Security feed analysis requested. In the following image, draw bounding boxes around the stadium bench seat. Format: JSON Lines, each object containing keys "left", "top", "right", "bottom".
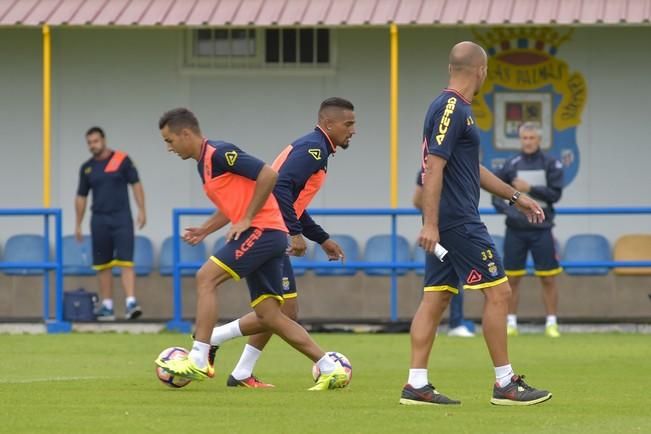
{"left": 2, "top": 234, "right": 48, "bottom": 275}
{"left": 159, "top": 236, "right": 207, "bottom": 276}
{"left": 562, "top": 234, "right": 611, "bottom": 276}
{"left": 62, "top": 235, "right": 94, "bottom": 276}
{"left": 314, "top": 234, "right": 359, "bottom": 276}
{"left": 613, "top": 234, "right": 651, "bottom": 275}
{"left": 363, "top": 234, "right": 411, "bottom": 276}
{"left": 113, "top": 235, "right": 155, "bottom": 276}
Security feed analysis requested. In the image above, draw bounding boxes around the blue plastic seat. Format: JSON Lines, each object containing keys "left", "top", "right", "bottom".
{"left": 363, "top": 235, "right": 411, "bottom": 276}
{"left": 159, "top": 236, "right": 207, "bottom": 276}
{"left": 62, "top": 235, "right": 94, "bottom": 276}
{"left": 563, "top": 234, "right": 611, "bottom": 276}
{"left": 314, "top": 235, "right": 359, "bottom": 276}
{"left": 113, "top": 235, "right": 155, "bottom": 276}
{"left": 2, "top": 234, "right": 48, "bottom": 275}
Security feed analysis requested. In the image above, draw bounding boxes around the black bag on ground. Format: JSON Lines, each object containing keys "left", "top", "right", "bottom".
{"left": 63, "top": 289, "right": 98, "bottom": 322}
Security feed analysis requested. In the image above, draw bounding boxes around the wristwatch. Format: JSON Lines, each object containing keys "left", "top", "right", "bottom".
{"left": 508, "top": 191, "right": 521, "bottom": 206}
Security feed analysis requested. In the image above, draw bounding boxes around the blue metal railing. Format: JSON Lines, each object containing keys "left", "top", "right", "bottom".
{"left": 0, "top": 208, "right": 70, "bottom": 333}
{"left": 170, "top": 206, "right": 651, "bottom": 329}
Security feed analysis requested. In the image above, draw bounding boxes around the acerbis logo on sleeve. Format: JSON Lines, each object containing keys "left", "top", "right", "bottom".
{"left": 436, "top": 97, "right": 457, "bottom": 145}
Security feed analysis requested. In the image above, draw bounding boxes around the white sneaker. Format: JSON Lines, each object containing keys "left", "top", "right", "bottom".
{"left": 448, "top": 325, "right": 475, "bottom": 337}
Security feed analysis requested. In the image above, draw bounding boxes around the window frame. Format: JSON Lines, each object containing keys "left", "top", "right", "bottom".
{"left": 184, "top": 27, "right": 264, "bottom": 68}
{"left": 181, "top": 27, "right": 337, "bottom": 76}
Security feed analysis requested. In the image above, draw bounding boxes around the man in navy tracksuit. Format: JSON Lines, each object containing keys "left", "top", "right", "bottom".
{"left": 492, "top": 122, "right": 564, "bottom": 338}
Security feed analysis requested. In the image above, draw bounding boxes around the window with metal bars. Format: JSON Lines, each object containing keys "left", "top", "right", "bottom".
{"left": 185, "top": 28, "right": 331, "bottom": 69}
{"left": 265, "top": 28, "right": 330, "bottom": 65}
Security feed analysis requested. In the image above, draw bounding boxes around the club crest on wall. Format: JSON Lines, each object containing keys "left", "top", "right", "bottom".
{"left": 473, "top": 28, "right": 587, "bottom": 186}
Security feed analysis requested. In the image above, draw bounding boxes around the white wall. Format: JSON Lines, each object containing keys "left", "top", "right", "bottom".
{"left": 0, "top": 27, "right": 650, "bottom": 254}
{"left": 0, "top": 29, "right": 44, "bottom": 240}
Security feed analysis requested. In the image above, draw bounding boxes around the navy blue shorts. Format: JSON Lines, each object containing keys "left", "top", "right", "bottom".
{"left": 424, "top": 222, "right": 507, "bottom": 293}
{"left": 90, "top": 212, "right": 134, "bottom": 270}
{"left": 210, "top": 228, "right": 289, "bottom": 307}
{"left": 503, "top": 227, "right": 562, "bottom": 277}
{"left": 281, "top": 255, "right": 297, "bottom": 300}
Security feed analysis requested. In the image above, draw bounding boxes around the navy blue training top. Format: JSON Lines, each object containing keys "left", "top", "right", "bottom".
{"left": 421, "top": 89, "right": 482, "bottom": 231}
{"left": 77, "top": 151, "right": 139, "bottom": 215}
{"left": 271, "top": 126, "right": 335, "bottom": 243}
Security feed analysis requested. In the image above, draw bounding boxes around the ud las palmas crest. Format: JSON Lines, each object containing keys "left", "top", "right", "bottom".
{"left": 472, "top": 28, "right": 587, "bottom": 186}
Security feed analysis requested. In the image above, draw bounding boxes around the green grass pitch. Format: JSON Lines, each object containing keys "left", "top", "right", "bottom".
{"left": 1, "top": 333, "right": 649, "bottom": 433}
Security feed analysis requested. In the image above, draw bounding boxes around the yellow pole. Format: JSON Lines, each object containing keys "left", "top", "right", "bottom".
{"left": 42, "top": 25, "right": 51, "bottom": 207}
{"left": 389, "top": 24, "right": 399, "bottom": 208}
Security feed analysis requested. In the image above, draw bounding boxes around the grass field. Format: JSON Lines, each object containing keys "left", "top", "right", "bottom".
{"left": 1, "top": 333, "right": 649, "bottom": 434}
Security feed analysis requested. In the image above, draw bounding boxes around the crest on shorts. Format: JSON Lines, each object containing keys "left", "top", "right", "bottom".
{"left": 473, "top": 28, "right": 587, "bottom": 186}
{"left": 487, "top": 262, "right": 498, "bottom": 277}
{"left": 467, "top": 269, "right": 483, "bottom": 284}
{"left": 308, "top": 149, "right": 322, "bottom": 160}
{"left": 282, "top": 277, "right": 290, "bottom": 292}
{"left": 225, "top": 151, "right": 238, "bottom": 166}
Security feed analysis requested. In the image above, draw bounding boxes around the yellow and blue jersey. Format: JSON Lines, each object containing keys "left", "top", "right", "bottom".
{"left": 77, "top": 150, "right": 139, "bottom": 215}
{"left": 421, "top": 89, "right": 481, "bottom": 231}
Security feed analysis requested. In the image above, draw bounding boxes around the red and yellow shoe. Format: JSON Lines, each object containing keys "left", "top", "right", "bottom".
{"left": 226, "top": 374, "right": 275, "bottom": 388}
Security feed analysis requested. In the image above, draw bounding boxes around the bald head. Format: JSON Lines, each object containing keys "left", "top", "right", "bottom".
{"left": 449, "top": 41, "right": 487, "bottom": 72}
